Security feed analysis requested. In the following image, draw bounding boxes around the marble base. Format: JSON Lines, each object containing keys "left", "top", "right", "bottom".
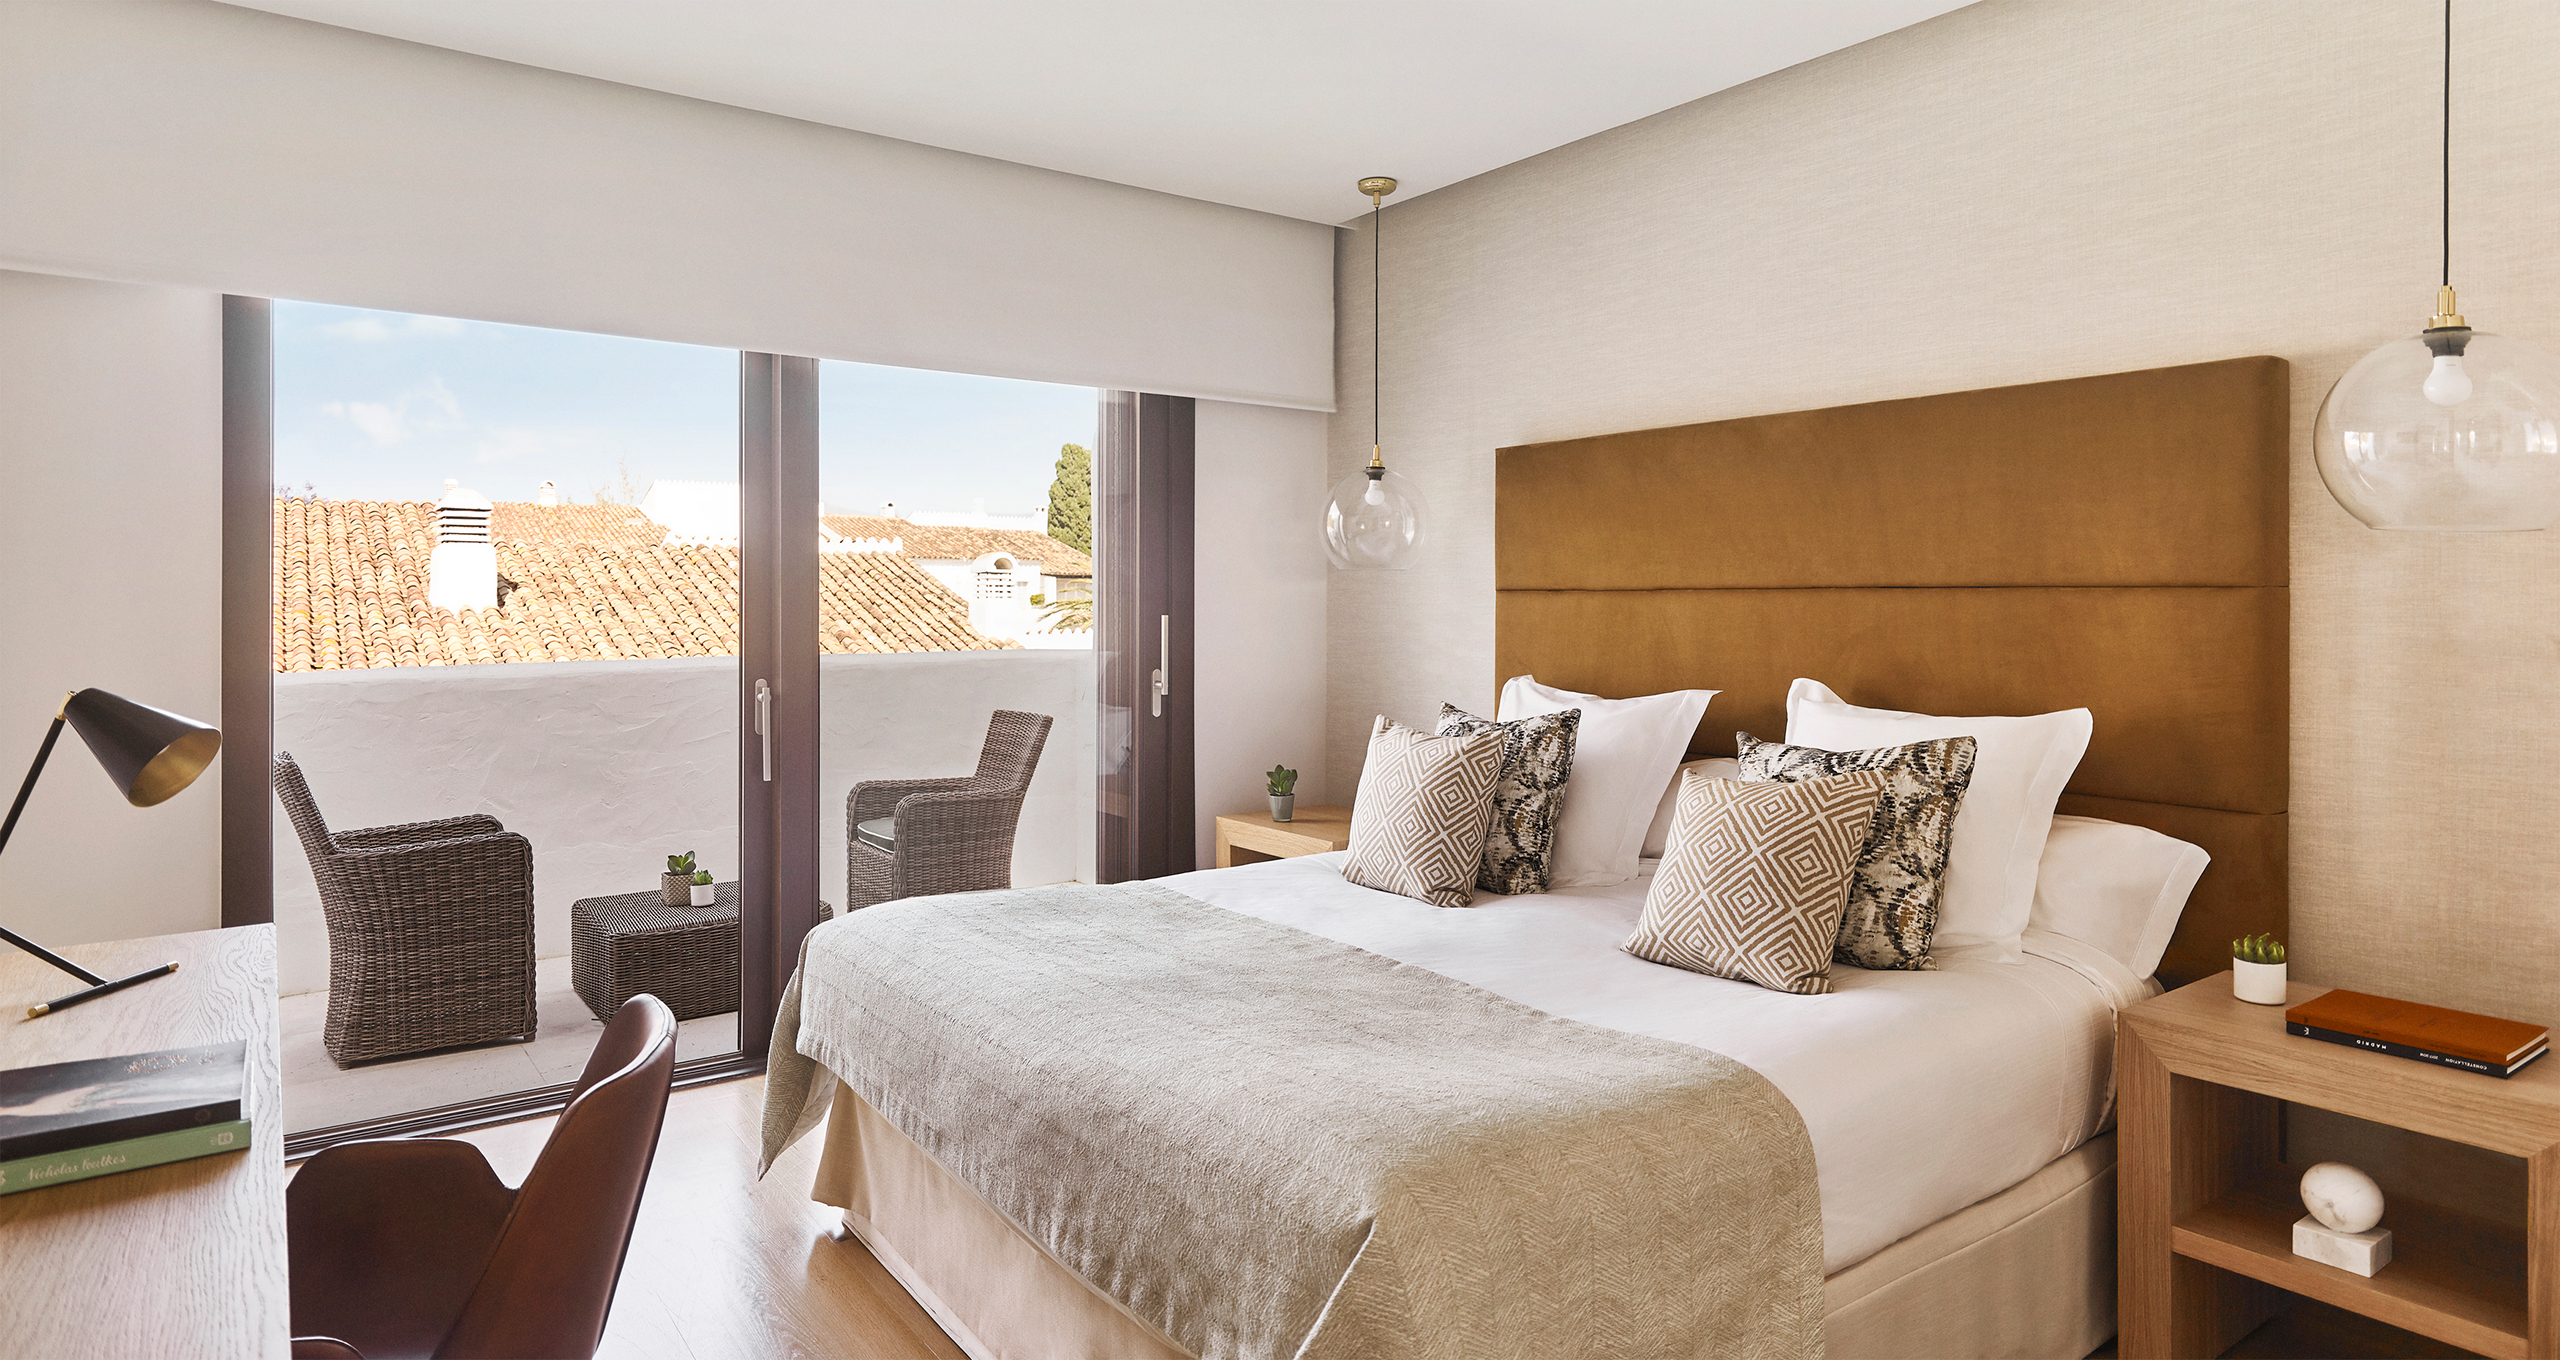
{"left": 2294, "top": 1215, "right": 2393, "bottom": 1276}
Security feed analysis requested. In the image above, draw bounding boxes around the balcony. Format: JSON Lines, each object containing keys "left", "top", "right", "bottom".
{"left": 274, "top": 649, "right": 1093, "bottom": 1133}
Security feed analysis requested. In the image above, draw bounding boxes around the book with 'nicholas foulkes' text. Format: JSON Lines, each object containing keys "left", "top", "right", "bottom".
{"left": 2286, "top": 990, "right": 2550, "bottom": 1079}
{"left": 0, "top": 1118, "right": 251, "bottom": 1196}
{"left": 0, "top": 1040, "right": 246, "bottom": 1162}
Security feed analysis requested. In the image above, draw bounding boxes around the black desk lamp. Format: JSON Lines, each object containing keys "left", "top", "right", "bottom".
{"left": 0, "top": 689, "right": 222, "bottom": 1018}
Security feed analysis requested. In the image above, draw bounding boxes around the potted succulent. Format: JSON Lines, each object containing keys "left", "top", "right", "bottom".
{"left": 662, "top": 851, "right": 697, "bottom": 907}
{"left": 689, "top": 868, "right": 716, "bottom": 907}
{"left": 2232, "top": 932, "right": 2287, "bottom": 1005}
{"left": 1267, "top": 765, "right": 1298, "bottom": 823}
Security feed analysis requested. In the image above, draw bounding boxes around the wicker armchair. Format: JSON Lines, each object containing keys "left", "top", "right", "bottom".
{"left": 846, "top": 710, "right": 1054, "bottom": 910}
{"left": 275, "top": 753, "right": 538, "bottom": 1067}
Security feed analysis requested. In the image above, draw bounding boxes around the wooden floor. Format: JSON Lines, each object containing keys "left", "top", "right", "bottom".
{"left": 319, "top": 1075, "right": 965, "bottom": 1360}
{"left": 311, "top": 1078, "right": 2478, "bottom": 1360}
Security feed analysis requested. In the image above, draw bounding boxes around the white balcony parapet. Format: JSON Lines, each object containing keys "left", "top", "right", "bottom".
{"left": 270, "top": 650, "right": 1096, "bottom": 996}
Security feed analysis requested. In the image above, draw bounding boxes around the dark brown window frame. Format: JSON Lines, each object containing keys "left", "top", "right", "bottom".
{"left": 1095, "top": 392, "right": 1196, "bottom": 882}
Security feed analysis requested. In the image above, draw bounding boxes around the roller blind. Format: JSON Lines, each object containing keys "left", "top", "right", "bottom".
{"left": 0, "top": 0, "right": 1335, "bottom": 411}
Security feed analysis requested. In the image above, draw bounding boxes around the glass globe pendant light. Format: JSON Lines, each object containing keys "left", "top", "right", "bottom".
{"left": 1324, "top": 176, "right": 1429, "bottom": 569}
{"left": 2314, "top": 1, "right": 2560, "bottom": 531}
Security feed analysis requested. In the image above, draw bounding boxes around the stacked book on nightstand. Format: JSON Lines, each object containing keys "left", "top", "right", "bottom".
{"left": 0, "top": 1040, "right": 250, "bottom": 1195}
{"left": 2286, "top": 990, "right": 2549, "bottom": 1079}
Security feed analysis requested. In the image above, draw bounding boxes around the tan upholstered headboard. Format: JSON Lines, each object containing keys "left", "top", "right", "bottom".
{"left": 1494, "top": 356, "right": 2287, "bottom": 987}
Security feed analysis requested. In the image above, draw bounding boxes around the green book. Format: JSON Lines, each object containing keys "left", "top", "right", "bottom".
{"left": 0, "top": 1119, "right": 252, "bottom": 1196}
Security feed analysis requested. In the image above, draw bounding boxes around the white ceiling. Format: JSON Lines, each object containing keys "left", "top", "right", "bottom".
{"left": 218, "top": 1, "right": 1966, "bottom": 225}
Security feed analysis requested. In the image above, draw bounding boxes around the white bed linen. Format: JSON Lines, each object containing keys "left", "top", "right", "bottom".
{"left": 1155, "top": 852, "right": 2155, "bottom": 1275}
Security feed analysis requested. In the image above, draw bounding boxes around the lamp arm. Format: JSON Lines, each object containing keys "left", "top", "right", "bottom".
{"left": 0, "top": 713, "right": 66, "bottom": 862}
{"left": 0, "top": 715, "right": 110, "bottom": 988}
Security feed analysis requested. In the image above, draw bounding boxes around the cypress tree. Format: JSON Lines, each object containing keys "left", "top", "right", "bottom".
{"left": 1047, "top": 442, "right": 1093, "bottom": 554}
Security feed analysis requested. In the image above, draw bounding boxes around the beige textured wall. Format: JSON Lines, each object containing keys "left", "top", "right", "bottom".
{"left": 1328, "top": 0, "right": 2560, "bottom": 1021}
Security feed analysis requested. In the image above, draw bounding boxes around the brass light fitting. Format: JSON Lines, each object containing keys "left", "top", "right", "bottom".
{"left": 2428, "top": 284, "right": 2467, "bottom": 333}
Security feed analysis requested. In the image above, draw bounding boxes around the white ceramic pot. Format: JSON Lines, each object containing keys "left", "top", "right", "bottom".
{"left": 689, "top": 882, "right": 717, "bottom": 907}
{"left": 2232, "top": 958, "right": 2288, "bottom": 1005}
{"left": 1269, "top": 795, "right": 1294, "bottom": 823}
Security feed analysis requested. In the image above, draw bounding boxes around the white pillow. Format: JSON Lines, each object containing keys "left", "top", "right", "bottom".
{"left": 1643, "top": 758, "right": 1740, "bottom": 859}
{"left": 2030, "top": 815, "right": 2208, "bottom": 980}
{"left": 1498, "top": 677, "right": 1716, "bottom": 888}
{"left": 1784, "top": 679, "right": 2090, "bottom": 961}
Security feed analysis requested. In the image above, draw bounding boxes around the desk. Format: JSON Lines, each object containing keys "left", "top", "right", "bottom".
{"left": 0, "top": 925, "right": 287, "bottom": 1359}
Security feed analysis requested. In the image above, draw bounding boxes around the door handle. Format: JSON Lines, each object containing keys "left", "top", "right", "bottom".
{"left": 1150, "top": 615, "right": 1171, "bottom": 718}
{"left": 755, "top": 679, "right": 773, "bottom": 782}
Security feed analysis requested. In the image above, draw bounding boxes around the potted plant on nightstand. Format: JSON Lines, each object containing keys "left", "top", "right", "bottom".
{"left": 1267, "top": 766, "right": 1298, "bottom": 823}
{"left": 2232, "top": 932, "right": 2287, "bottom": 1004}
{"left": 689, "top": 869, "right": 716, "bottom": 907}
{"left": 663, "top": 851, "right": 697, "bottom": 907}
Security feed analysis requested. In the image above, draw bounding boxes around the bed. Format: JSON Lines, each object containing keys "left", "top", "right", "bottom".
{"left": 761, "top": 354, "right": 2292, "bottom": 1359}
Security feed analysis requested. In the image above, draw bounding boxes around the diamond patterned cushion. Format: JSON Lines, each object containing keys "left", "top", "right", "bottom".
{"left": 1736, "top": 731, "right": 1978, "bottom": 972}
{"left": 1342, "top": 715, "right": 1507, "bottom": 909}
{"left": 1625, "top": 769, "right": 1889, "bottom": 994}
{"left": 1435, "top": 703, "right": 1580, "bottom": 896}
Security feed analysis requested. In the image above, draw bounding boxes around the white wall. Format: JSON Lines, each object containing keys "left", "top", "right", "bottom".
{"left": 1326, "top": 0, "right": 2560, "bottom": 1022}
{"left": 1192, "top": 400, "right": 1332, "bottom": 863}
{"left": 0, "top": 0, "right": 1334, "bottom": 410}
{"left": 273, "top": 650, "right": 1093, "bottom": 995}
{"left": 0, "top": 270, "right": 223, "bottom": 947}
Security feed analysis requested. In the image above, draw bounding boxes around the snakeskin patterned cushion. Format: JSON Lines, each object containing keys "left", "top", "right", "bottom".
{"left": 1342, "top": 716, "right": 1506, "bottom": 909}
{"left": 1735, "top": 731, "right": 1978, "bottom": 972}
{"left": 1626, "top": 770, "right": 1888, "bottom": 995}
{"left": 1435, "top": 703, "right": 1580, "bottom": 896}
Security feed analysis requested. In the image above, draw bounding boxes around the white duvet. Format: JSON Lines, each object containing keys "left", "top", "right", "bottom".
{"left": 1157, "top": 851, "right": 2154, "bottom": 1276}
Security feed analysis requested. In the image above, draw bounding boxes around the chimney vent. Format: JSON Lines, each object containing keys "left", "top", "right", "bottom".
{"left": 536, "top": 480, "right": 558, "bottom": 507}
{"left": 428, "top": 480, "right": 498, "bottom": 612}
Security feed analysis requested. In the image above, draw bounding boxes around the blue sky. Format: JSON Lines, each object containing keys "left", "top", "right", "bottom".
{"left": 272, "top": 301, "right": 1096, "bottom": 515}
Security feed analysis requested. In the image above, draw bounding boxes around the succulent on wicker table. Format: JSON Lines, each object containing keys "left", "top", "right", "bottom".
{"left": 570, "top": 882, "right": 833, "bottom": 1023}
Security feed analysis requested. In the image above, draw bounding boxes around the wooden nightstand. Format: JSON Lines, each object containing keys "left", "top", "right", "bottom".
{"left": 1213, "top": 805, "right": 1352, "bottom": 867}
{"left": 2120, "top": 975, "right": 2560, "bottom": 1359}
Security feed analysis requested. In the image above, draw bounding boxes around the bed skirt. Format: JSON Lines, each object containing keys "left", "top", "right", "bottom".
{"left": 811, "top": 1083, "right": 2117, "bottom": 1360}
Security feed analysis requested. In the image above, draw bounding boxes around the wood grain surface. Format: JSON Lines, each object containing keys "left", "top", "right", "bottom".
{"left": 0, "top": 926, "right": 286, "bottom": 1359}
{"left": 430, "top": 1074, "right": 962, "bottom": 1360}
{"left": 1214, "top": 805, "right": 1352, "bottom": 867}
{"left": 2124, "top": 975, "right": 2560, "bottom": 1360}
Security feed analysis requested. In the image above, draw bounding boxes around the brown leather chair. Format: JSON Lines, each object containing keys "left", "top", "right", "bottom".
{"left": 286, "top": 995, "right": 678, "bottom": 1360}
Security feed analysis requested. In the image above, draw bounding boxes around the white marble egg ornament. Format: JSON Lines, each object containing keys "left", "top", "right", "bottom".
{"left": 2299, "top": 1161, "right": 2385, "bottom": 1235}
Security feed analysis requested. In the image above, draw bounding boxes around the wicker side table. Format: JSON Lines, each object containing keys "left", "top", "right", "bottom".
{"left": 569, "top": 882, "right": 833, "bottom": 1023}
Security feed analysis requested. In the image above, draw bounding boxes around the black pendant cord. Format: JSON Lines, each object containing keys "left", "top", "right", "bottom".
{"left": 2442, "top": 0, "right": 2452, "bottom": 289}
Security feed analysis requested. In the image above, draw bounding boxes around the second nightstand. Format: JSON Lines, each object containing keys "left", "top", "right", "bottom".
{"left": 2120, "top": 975, "right": 2560, "bottom": 1359}
{"left": 1213, "top": 805, "right": 1352, "bottom": 867}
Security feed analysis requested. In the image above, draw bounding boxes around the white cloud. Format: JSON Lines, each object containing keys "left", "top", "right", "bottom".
{"left": 320, "top": 312, "right": 470, "bottom": 343}
{"left": 473, "top": 428, "right": 559, "bottom": 464}
{"left": 322, "top": 376, "right": 464, "bottom": 445}
{"left": 320, "top": 316, "right": 393, "bottom": 342}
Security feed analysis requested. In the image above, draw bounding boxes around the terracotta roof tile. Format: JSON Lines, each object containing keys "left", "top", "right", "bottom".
{"left": 822, "top": 516, "right": 1093, "bottom": 579}
{"left": 274, "top": 499, "right": 1013, "bottom": 671}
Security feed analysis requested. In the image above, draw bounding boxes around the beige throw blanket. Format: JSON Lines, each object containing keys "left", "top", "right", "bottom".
{"left": 760, "top": 881, "right": 1823, "bottom": 1360}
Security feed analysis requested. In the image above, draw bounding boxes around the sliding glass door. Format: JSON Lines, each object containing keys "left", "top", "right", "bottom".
{"left": 259, "top": 301, "right": 752, "bottom": 1143}
{"left": 236, "top": 302, "right": 1146, "bottom": 1150}
{"left": 812, "top": 361, "right": 1099, "bottom": 919}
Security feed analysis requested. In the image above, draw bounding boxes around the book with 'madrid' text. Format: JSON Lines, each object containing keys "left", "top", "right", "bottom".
{"left": 0, "top": 1040, "right": 251, "bottom": 1195}
{"left": 2286, "top": 990, "right": 2550, "bottom": 1080}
